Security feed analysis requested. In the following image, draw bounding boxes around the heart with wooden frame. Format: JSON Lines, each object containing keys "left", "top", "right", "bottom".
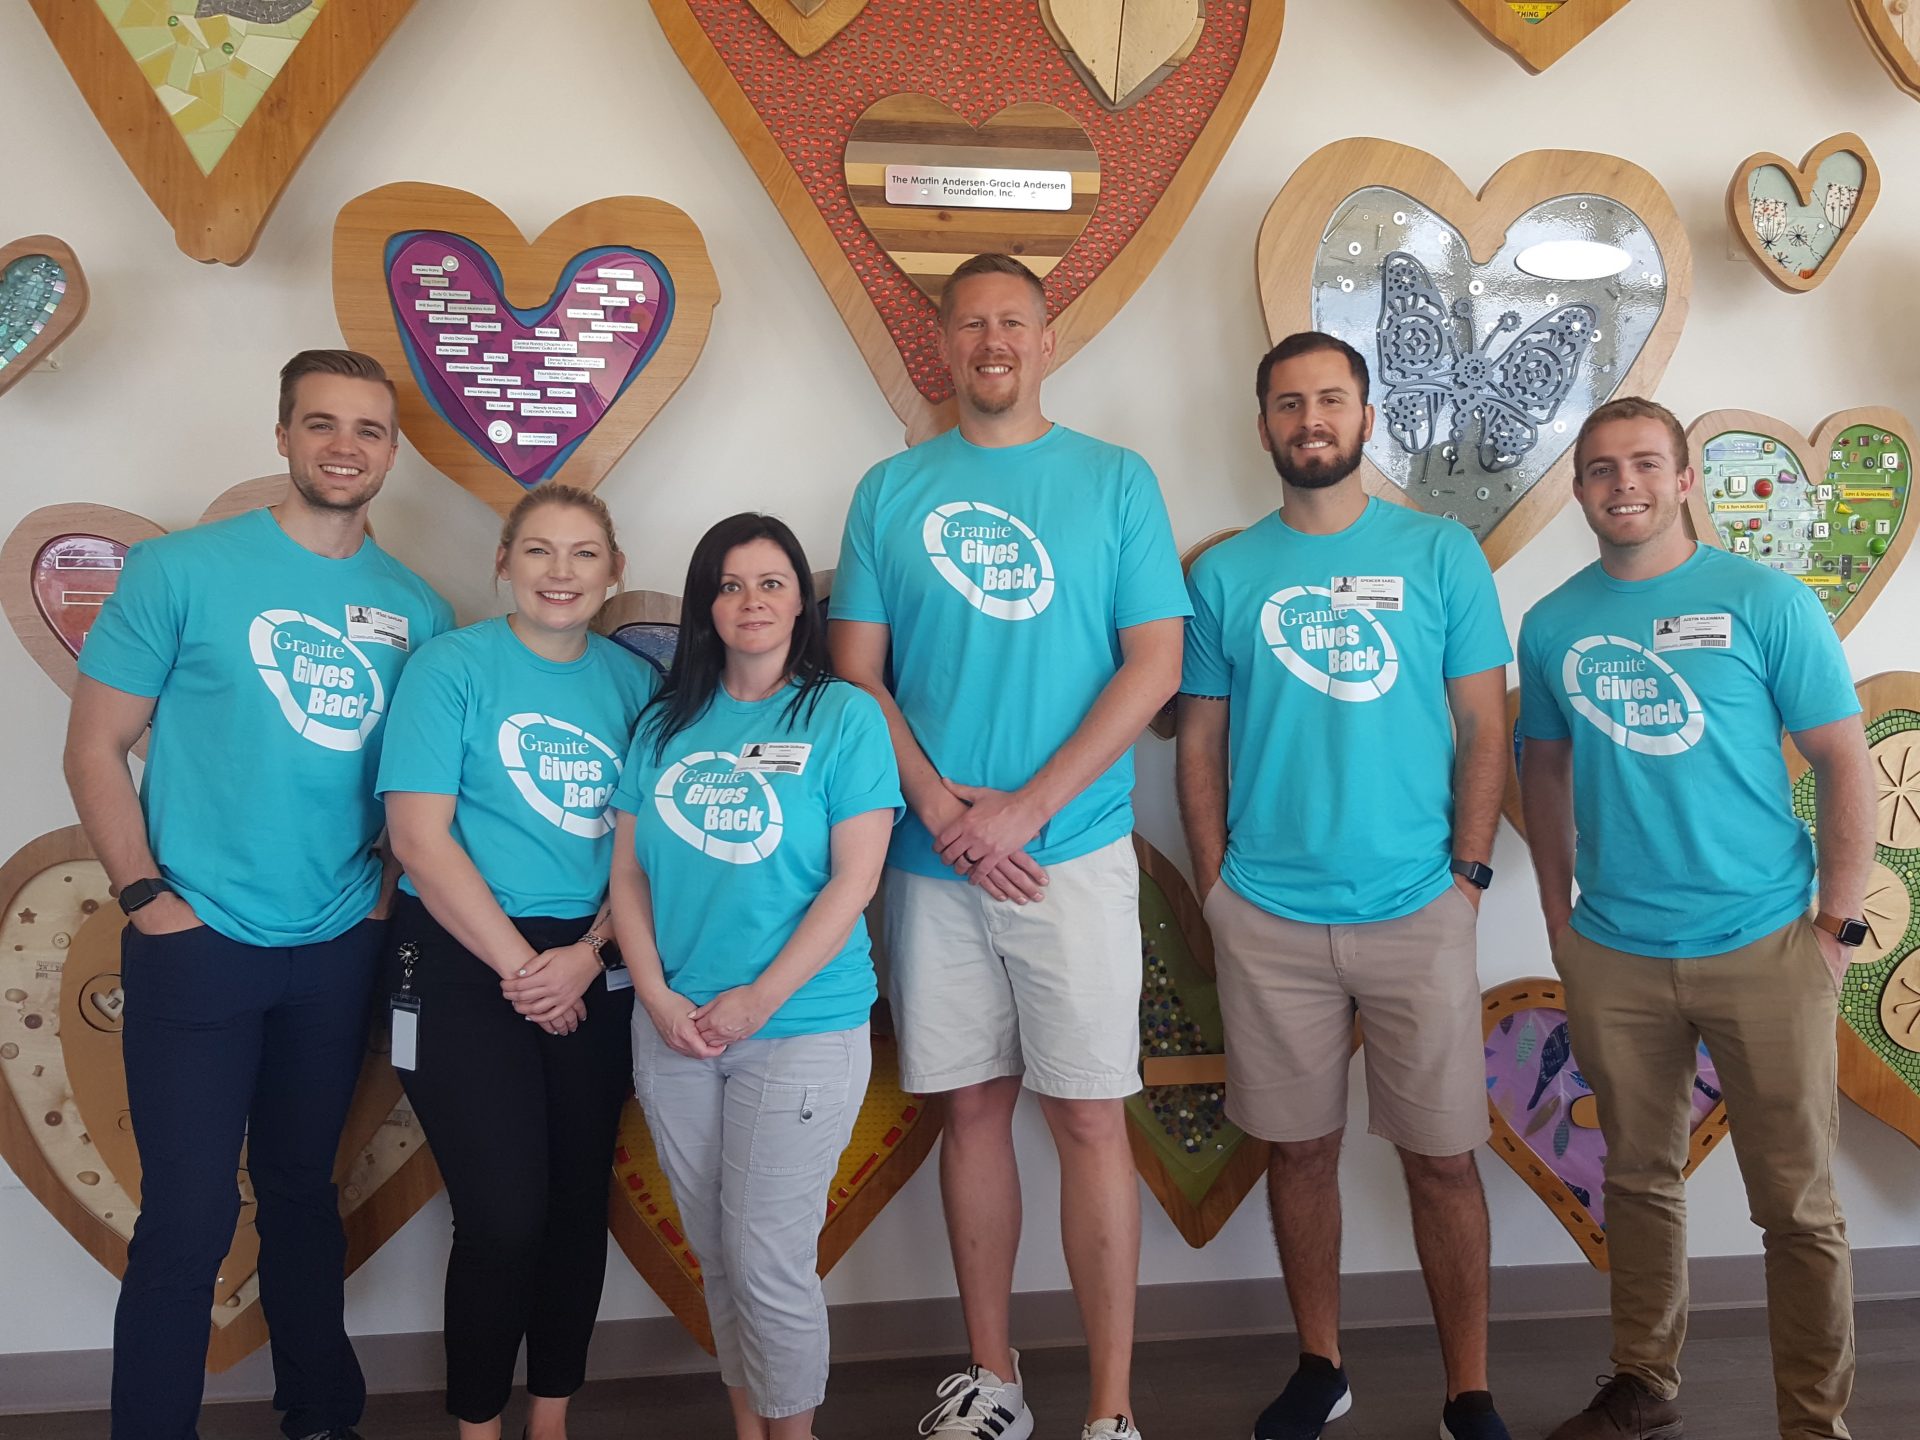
{"left": 0, "top": 236, "right": 88, "bottom": 401}
{"left": 28, "top": 0, "right": 415, "bottom": 265}
{"left": 1258, "top": 139, "right": 1692, "bottom": 571}
{"left": 1728, "top": 133, "right": 1880, "bottom": 294}
{"left": 1684, "top": 407, "right": 1915, "bottom": 640}
{"left": 1450, "top": 0, "right": 1636, "bottom": 73}
{"left": 0, "top": 825, "right": 442, "bottom": 1370}
{"left": 744, "top": 0, "right": 869, "bottom": 56}
{"left": 1788, "top": 671, "right": 1920, "bottom": 1151}
{"left": 1039, "top": 1, "right": 1206, "bottom": 110}
{"left": 647, "top": 0, "right": 1284, "bottom": 441}
{"left": 590, "top": 583, "right": 942, "bottom": 1349}
{"left": 333, "top": 184, "right": 720, "bottom": 518}
{"left": 1851, "top": 0, "right": 1920, "bottom": 102}
{"left": 1482, "top": 977, "right": 1730, "bottom": 1269}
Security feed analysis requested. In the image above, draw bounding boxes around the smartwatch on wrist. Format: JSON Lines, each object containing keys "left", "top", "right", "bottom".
{"left": 1450, "top": 859, "right": 1494, "bottom": 891}
{"left": 1813, "top": 911, "right": 1870, "bottom": 948}
{"left": 117, "top": 877, "right": 174, "bottom": 916}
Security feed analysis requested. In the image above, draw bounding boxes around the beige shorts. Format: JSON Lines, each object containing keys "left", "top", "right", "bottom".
{"left": 1206, "top": 881, "right": 1490, "bottom": 1156}
{"left": 884, "top": 835, "right": 1142, "bottom": 1100}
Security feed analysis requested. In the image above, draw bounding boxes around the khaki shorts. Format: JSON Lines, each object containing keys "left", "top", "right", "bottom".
{"left": 1206, "top": 881, "right": 1490, "bottom": 1155}
{"left": 884, "top": 835, "right": 1142, "bottom": 1100}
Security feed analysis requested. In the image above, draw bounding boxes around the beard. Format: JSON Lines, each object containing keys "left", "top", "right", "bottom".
{"left": 1269, "top": 431, "right": 1365, "bottom": 490}
{"left": 958, "top": 371, "right": 1020, "bottom": 416}
{"left": 288, "top": 462, "right": 381, "bottom": 513}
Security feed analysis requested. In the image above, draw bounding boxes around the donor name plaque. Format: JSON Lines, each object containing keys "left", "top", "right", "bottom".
{"left": 885, "top": 165, "right": 1073, "bottom": 211}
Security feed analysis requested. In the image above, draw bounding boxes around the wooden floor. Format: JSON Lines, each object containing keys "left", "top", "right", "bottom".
{"left": 11, "top": 1299, "right": 1916, "bottom": 1438}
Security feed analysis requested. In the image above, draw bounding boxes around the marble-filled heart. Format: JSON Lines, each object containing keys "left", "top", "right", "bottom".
{"left": 0, "top": 253, "right": 68, "bottom": 375}
{"left": 386, "top": 234, "right": 671, "bottom": 489}
{"left": 1311, "top": 191, "right": 1670, "bottom": 545}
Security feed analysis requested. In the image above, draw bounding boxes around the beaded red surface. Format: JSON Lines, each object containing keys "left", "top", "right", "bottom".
{"left": 689, "top": 0, "right": 1252, "bottom": 403}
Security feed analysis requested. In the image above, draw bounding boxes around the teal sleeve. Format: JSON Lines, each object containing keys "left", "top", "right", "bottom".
{"left": 827, "top": 467, "right": 888, "bottom": 624}
{"left": 1515, "top": 615, "right": 1570, "bottom": 741}
{"left": 1180, "top": 557, "right": 1231, "bottom": 698}
{"left": 827, "top": 689, "right": 905, "bottom": 827}
{"left": 1440, "top": 525, "right": 1514, "bottom": 678}
{"left": 75, "top": 541, "right": 182, "bottom": 698}
{"left": 1764, "top": 581, "right": 1860, "bottom": 733}
{"left": 609, "top": 718, "right": 653, "bottom": 814}
{"left": 374, "top": 645, "right": 466, "bottom": 797}
{"left": 1113, "top": 455, "right": 1193, "bottom": 629}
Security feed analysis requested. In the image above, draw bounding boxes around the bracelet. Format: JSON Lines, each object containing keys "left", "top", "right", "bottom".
{"left": 581, "top": 929, "right": 610, "bottom": 968}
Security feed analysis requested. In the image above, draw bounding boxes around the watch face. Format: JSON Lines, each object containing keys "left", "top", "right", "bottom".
{"left": 1839, "top": 918, "right": 1870, "bottom": 948}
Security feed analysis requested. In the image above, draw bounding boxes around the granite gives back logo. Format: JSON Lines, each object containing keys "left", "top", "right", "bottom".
{"left": 654, "top": 751, "right": 784, "bottom": 864}
{"left": 923, "top": 500, "right": 1055, "bottom": 621}
{"left": 498, "top": 713, "right": 623, "bottom": 838}
{"left": 1561, "top": 634, "right": 1705, "bottom": 755}
{"left": 1260, "top": 585, "right": 1399, "bottom": 702}
{"left": 249, "top": 610, "right": 383, "bottom": 751}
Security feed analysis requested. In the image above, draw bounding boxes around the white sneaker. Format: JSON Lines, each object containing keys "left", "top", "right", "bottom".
{"left": 1083, "top": 1419, "right": 1141, "bottom": 1439}
{"left": 917, "top": 1349, "right": 1035, "bottom": 1438}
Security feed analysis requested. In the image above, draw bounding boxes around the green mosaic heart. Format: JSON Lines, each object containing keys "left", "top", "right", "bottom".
{"left": 0, "top": 254, "right": 68, "bottom": 375}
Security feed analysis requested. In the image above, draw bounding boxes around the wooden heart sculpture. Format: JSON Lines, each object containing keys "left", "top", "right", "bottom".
{"left": 745, "top": 0, "right": 868, "bottom": 56}
{"left": 1452, "top": 0, "right": 1635, "bottom": 72}
{"left": 1129, "top": 836, "right": 1271, "bottom": 1246}
{"left": 1147, "top": 526, "right": 1242, "bottom": 741}
{"left": 1851, "top": 0, "right": 1920, "bottom": 101}
{"left": 648, "top": 0, "right": 1284, "bottom": 440}
{"left": 0, "top": 236, "right": 88, "bottom": 401}
{"left": 1729, "top": 134, "right": 1879, "bottom": 294}
{"left": 1788, "top": 671, "right": 1920, "bottom": 1149}
{"left": 1685, "top": 408, "right": 1915, "bottom": 640}
{"left": 0, "top": 827, "right": 441, "bottom": 1369}
{"left": 1039, "top": 0, "right": 1204, "bottom": 109}
{"left": 1259, "top": 140, "right": 1692, "bottom": 570}
{"left": 334, "top": 184, "right": 719, "bottom": 518}
{"left": 1483, "top": 978, "right": 1729, "bottom": 1269}
{"left": 29, "top": 0, "right": 414, "bottom": 264}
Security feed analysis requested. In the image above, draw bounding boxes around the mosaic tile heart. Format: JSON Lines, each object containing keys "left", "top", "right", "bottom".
{"left": 0, "top": 237, "right": 88, "bottom": 401}
{"left": 335, "top": 185, "right": 719, "bottom": 517}
{"left": 1686, "top": 407, "right": 1914, "bottom": 640}
{"left": 1260, "top": 140, "right": 1692, "bottom": 568}
{"left": 1790, "top": 672, "right": 1920, "bottom": 1150}
{"left": 1731, "top": 134, "right": 1878, "bottom": 294}
{"left": 1483, "top": 977, "right": 1729, "bottom": 1269}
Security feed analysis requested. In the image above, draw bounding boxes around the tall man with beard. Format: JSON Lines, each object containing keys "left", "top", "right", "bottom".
{"left": 1176, "top": 333, "right": 1514, "bottom": 1440}
{"left": 832, "top": 254, "right": 1188, "bottom": 1440}
{"left": 65, "top": 351, "right": 453, "bottom": 1440}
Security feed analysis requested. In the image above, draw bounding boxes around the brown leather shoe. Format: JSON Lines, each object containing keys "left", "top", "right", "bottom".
{"left": 1545, "top": 1374, "right": 1684, "bottom": 1438}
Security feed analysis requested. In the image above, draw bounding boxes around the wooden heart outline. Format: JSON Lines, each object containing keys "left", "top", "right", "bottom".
{"left": 333, "top": 183, "right": 720, "bottom": 519}
{"left": 1038, "top": 0, "right": 1206, "bottom": 110}
{"left": 0, "top": 235, "right": 89, "bottom": 401}
{"left": 647, "top": 0, "right": 1285, "bottom": 441}
{"left": 1684, "top": 406, "right": 1916, "bottom": 640}
{"left": 0, "top": 826, "right": 443, "bottom": 1370}
{"left": 1728, "top": 133, "right": 1880, "bottom": 294}
{"left": 1787, "top": 670, "right": 1920, "bottom": 1149}
{"left": 1147, "top": 526, "right": 1242, "bottom": 741}
{"left": 1257, "top": 139, "right": 1694, "bottom": 571}
{"left": 28, "top": 0, "right": 415, "bottom": 265}
{"left": 1851, "top": 0, "right": 1920, "bottom": 102}
{"left": 1482, "top": 978, "right": 1729, "bottom": 1270}
{"left": 1451, "top": 0, "right": 1635, "bottom": 72}
{"left": 746, "top": 0, "right": 869, "bottom": 56}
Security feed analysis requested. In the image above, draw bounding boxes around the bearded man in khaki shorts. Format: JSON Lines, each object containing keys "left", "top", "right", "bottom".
{"left": 1176, "top": 334, "right": 1514, "bottom": 1440}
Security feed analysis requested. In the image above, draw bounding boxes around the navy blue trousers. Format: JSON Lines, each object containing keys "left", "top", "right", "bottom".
{"left": 111, "top": 916, "right": 382, "bottom": 1440}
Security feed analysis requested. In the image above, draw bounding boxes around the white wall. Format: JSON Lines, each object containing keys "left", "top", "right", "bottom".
{"left": 3, "top": 0, "right": 1918, "bottom": 1357}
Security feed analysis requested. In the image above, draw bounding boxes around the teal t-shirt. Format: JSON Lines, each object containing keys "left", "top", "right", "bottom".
{"left": 1183, "top": 500, "right": 1512, "bottom": 924}
{"left": 610, "top": 679, "right": 902, "bottom": 1037}
{"left": 831, "top": 423, "right": 1190, "bottom": 878}
{"left": 77, "top": 507, "right": 454, "bottom": 947}
{"left": 376, "top": 618, "right": 657, "bottom": 918}
{"left": 1517, "top": 544, "right": 1859, "bottom": 959}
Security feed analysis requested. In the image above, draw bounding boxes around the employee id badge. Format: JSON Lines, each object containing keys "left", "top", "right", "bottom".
{"left": 1329, "top": 575, "right": 1404, "bottom": 612}
{"left": 1652, "top": 612, "right": 1733, "bottom": 652}
{"left": 602, "top": 945, "right": 634, "bottom": 993}
{"left": 389, "top": 994, "right": 422, "bottom": 1071}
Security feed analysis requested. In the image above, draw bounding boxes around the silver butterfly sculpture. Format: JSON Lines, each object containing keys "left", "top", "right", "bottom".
{"left": 1376, "top": 251, "right": 1598, "bottom": 473}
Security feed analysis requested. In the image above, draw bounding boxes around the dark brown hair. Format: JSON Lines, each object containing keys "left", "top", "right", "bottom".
{"left": 1256, "top": 332, "right": 1370, "bottom": 409}
{"left": 1573, "top": 396, "right": 1689, "bottom": 477}
{"left": 278, "top": 349, "right": 396, "bottom": 427}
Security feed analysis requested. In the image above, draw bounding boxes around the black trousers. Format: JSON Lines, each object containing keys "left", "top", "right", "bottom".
{"left": 385, "top": 895, "right": 634, "bottom": 1423}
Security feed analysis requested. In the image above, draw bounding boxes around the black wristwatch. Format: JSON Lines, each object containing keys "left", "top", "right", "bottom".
{"left": 1451, "top": 859, "right": 1494, "bottom": 891}
{"left": 1814, "top": 911, "right": 1870, "bottom": 948}
{"left": 117, "top": 877, "right": 175, "bottom": 915}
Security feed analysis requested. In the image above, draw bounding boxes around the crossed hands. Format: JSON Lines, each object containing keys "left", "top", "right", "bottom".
{"left": 500, "top": 943, "right": 598, "bottom": 1036}
{"left": 644, "top": 984, "right": 770, "bottom": 1058}
{"left": 930, "top": 781, "right": 1050, "bottom": 904}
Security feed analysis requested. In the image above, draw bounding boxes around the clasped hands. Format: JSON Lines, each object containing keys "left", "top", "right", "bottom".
{"left": 645, "top": 982, "right": 772, "bottom": 1059}
{"left": 500, "top": 942, "right": 599, "bottom": 1035}
{"left": 929, "top": 780, "right": 1050, "bottom": 904}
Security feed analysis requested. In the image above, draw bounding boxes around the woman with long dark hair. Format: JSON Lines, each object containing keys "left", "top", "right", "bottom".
{"left": 608, "top": 513, "right": 901, "bottom": 1440}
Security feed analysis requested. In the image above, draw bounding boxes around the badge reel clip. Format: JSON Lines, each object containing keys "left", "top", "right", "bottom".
{"left": 390, "top": 940, "right": 422, "bottom": 1071}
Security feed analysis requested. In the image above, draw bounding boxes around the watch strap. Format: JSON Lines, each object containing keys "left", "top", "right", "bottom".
{"left": 117, "top": 877, "right": 174, "bottom": 915}
{"left": 1450, "top": 859, "right": 1494, "bottom": 890}
{"left": 1813, "top": 911, "right": 1869, "bottom": 947}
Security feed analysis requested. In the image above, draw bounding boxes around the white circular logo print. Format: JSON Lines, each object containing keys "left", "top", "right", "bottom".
{"left": 497, "top": 713, "right": 622, "bottom": 839}
{"left": 922, "top": 501, "right": 1056, "bottom": 621}
{"left": 248, "top": 610, "right": 384, "bottom": 751}
{"left": 653, "top": 751, "right": 784, "bottom": 865}
{"left": 1560, "top": 634, "right": 1706, "bottom": 756}
{"left": 1259, "top": 585, "right": 1400, "bottom": 703}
